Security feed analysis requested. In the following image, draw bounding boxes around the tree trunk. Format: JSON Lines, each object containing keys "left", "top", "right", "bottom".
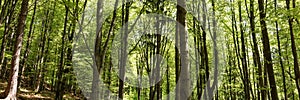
{"left": 274, "top": 0, "right": 287, "bottom": 99}
{"left": 239, "top": 1, "right": 250, "bottom": 99}
{"left": 155, "top": 1, "right": 161, "bottom": 99}
{"left": 175, "top": 8, "right": 180, "bottom": 100}
{"left": 248, "top": 0, "right": 265, "bottom": 98}
{"left": 18, "top": 0, "right": 37, "bottom": 88}
{"left": 177, "top": 0, "right": 190, "bottom": 99}
{"left": 0, "top": 0, "right": 17, "bottom": 76}
{"left": 201, "top": 0, "right": 209, "bottom": 98}
{"left": 55, "top": 4, "right": 69, "bottom": 100}
{"left": 285, "top": 0, "right": 300, "bottom": 98}
{"left": 0, "top": 0, "right": 10, "bottom": 25}
{"left": 192, "top": 16, "right": 201, "bottom": 100}
{"left": 118, "top": 0, "right": 129, "bottom": 99}
{"left": 211, "top": 0, "right": 218, "bottom": 99}
{"left": 91, "top": 0, "right": 103, "bottom": 99}
{"left": 258, "top": 0, "right": 279, "bottom": 99}
{"left": 0, "top": 0, "right": 29, "bottom": 99}
{"left": 36, "top": 9, "right": 50, "bottom": 92}
{"left": 166, "top": 60, "right": 170, "bottom": 100}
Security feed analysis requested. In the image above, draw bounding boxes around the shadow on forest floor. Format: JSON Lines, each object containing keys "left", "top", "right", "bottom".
{"left": 0, "top": 80, "right": 82, "bottom": 100}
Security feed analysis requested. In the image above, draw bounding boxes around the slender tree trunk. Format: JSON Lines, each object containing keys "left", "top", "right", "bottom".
{"left": 119, "top": 0, "right": 129, "bottom": 99}
{"left": 227, "top": 41, "right": 234, "bottom": 100}
{"left": 209, "top": 0, "right": 219, "bottom": 99}
{"left": 155, "top": 1, "right": 161, "bottom": 99}
{"left": 0, "top": 0, "right": 29, "bottom": 99}
{"left": 249, "top": 0, "right": 265, "bottom": 98}
{"left": 18, "top": 0, "right": 37, "bottom": 88}
{"left": 150, "top": 27, "right": 155, "bottom": 100}
{"left": 258, "top": 0, "right": 279, "bottom": 99}
{"left": 231, "top": 1, "right": 245, "bottom": 98}
{"left": 39, "top": 38, "right": 50, "bottom": 92}
{"left": 0, "top": 24, "right": 9, "bottom": 77}
{"left": 55, "top": 4, "right": 69, "bottom": 100}
{"left": 193, "top": 16, "right": 201, "bottom": 100}
{"left": 177, "top": 0, "right": 190, "bottom": 99}
{"left": 0, "top": 0, "right": 17, "bottom": 75}
{"left": 239, "top": 1, "right": 250, "bottom": 99}
{"left": 51, "top": 45, "right": 58, "bottom": 91}
{"left": 201, "top": 0, "right": 209, "bottom": 98}
{"left": 32, "top": 43, "right": 41, "bottom": 89}
{"left": 166, "top": 60, "right": 170, "bottom": 100}
{"left": 273, "top": 0, "right": 287, "bottom": 99}
{"left": 106, "top": 55, "right": 113, "bottom": 99}
{"left": 0, "top": 0, "right": 9, "bottom": 25}
{"left": 195, "top": 1, "right": 203, "bottom": 98}
{"left": 175, "top": 8, "right": 181, "bottom": 100}
{"left": 36, "top": 9, "right": 50, "bottom": 92}
{"left": 137, "top": 57, "right": 141, "bottom": 100}
{"left": 67, "top": 0, "right": 79, "bottom": 67}
{"left": 285, "top": 0, "right": 300, "bottom": 98}
{"left": 91, "top": 0, "right": 103, "bottom": 99}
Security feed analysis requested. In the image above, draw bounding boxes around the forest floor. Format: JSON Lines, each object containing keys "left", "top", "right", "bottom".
{"left": 0, "top": 80, "right": 82, "bottom": 100}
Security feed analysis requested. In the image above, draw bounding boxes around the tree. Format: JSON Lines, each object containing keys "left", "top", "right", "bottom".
{"left": 55, "top": 2, "right": 69, "bottom": 99}
{"left": 258, "top": 0, "right": 279, "bottom": 99}
{"left": 285, "top": 0, "right": 300, "bottom": 98}
{"left": 0, "top": 0, "right": 29, "bottom": 99}
{"left": 239, "top": 0, "right": 250, "bottom": 99}
{"left": 0, "top": 0, "right": 18, "bottom": 76}
{"left": 118, "top": 0, "right": 130, "bottom": 99}
{"left": 177, "top": 0, "right": 190, "bottom": 99}
{"left": 274, "top": 0, "right": 287, "bottom": 99}
{"left": 19, "top": 0, "right": 37, "bottom": 89}
{"left": 0, "top": 0, "right": 300, "bottom": 99}
{"left": 92, "top": 0, "right": 103, "bottom": 99}
{"left": 248, "top": 0, "right": 265, "bottom": 98}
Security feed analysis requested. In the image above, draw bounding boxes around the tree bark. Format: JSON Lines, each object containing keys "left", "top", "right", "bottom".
{"left": 258, "top": 0, "right": 279, "bottom": 99}
{"left": 285, "top": 0, "right": 300, "bottom": 98}
{"left": 0, "top": 0, "right": 29, "bottom": 99}
{"left": 273, "top": 0, "right": 287, "bottom": 99}
{"left": 118, "top": 0, "right": 129, "bottom": 99}
{"left": 201, "top": 0, "right": 209, "bottom": 98}
{"left": 248, "top": 0, "right": 265, "bottom": 98}
{"left": 177, "top": 0, "right": 190, "bottom": 99}
{"left": 18, "top": 0, "right": 37, "bottom": 89}
{"left": 175, "top": 8, "right": 180, "bottom": 100}
{"left": 155, "top": 1, "right": 162, "bottom": 99}
{"left": 91, "top": 0, "right": 103, "bottom": 99}
{"left": 36, "top": 8, "right": 50, "bottom": 92}
{"left": 0, "top": 0, "right": 17, "bottom": 76}
{"left": 55, "top": 4, "right": 69, "bottom": 100}
{"left": 239, "top": 1, "right": 250, "bottom": 99}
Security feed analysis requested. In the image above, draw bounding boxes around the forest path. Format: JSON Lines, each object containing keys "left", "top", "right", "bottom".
{"left": 0, "top": 80, "right": 81, "bottom": 100}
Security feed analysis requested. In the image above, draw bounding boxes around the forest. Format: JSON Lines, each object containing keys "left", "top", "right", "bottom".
{"left": 0, "top": 0, "right": 300, "bottom": 99}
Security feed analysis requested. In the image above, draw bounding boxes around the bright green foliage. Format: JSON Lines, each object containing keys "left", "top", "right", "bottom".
{"left": 0, "top": 0, "right": 300, "bottom": 99}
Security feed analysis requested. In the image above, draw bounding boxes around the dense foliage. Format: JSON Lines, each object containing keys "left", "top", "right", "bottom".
{"left": 0, "top": 0, "right": 299, "bottom": 99}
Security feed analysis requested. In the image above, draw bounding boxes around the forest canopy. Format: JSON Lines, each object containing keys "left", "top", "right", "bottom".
{"left": 0, "top": 0, "right": 300, "bottom": 99}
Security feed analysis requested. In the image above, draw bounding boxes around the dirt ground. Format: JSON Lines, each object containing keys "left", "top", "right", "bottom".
{"left": 0, "top": 80, "right": 82, "bottom": 100}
